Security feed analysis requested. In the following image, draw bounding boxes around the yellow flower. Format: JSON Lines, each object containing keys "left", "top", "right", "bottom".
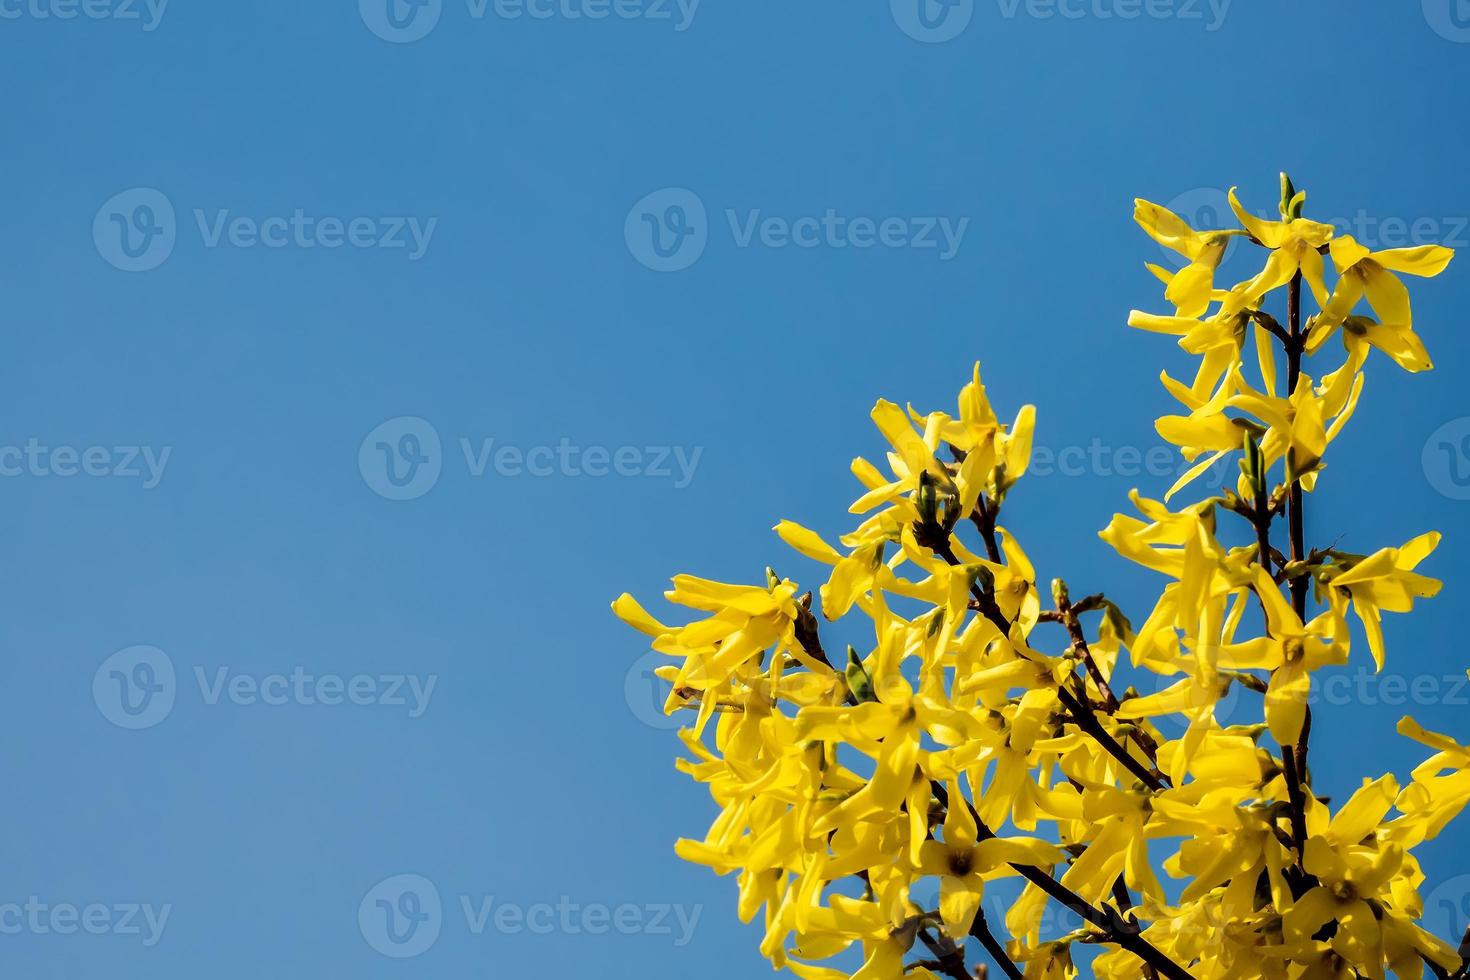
{"left": 1335, "top": 315, "right": 1434, "bottom": 373}
{"left": 1315, "top": 235, "right": 1454, "bottom": 335}
{"left": 1323, "top": 532, "right": 1442, "bottom": 669}
{"left": 1217, "top": 568, "right": 1347, "bottom": 745}
{"left": 614, "top": 180, "right": 1470, "bottom": 980}
{"left": 915, "top": 780, "right": 1062, "bottom": 937}
{"left": 611, "top": 575, "right": 806, "bottom": 733}
{"left": 1284, "top": 840, "right": 1397, "bottom": 962}
{"left": 1134, "top": 198, "right": 1240, "bottom": 318}
{"left": 1221, "top": 186, "right": 1336, "bottom": 315}
{"left": 1127, "top": 308, "right": 1246, "bottom": 403}
{"left": 1388, "top": 718, "right": 1470, "bottom": 848}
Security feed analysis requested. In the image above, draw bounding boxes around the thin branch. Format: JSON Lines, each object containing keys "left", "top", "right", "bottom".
{"left": 930, "top": 785, "right": 1196, "bottom": 980}
{"left": 1248, "top": 309, "right": 1295, "bottom": 350}
{"left": 797, "top": 556, "right": 1197, "bottom": 980}
{"left": 927, "top": 534, "right": 1166, "bottom": 792}
{"left": 971, "top": 493, "right": 1003, "bottom": 564}
{"left": 1283, "top": 268, "right": 1315, "bottom": 864}
{"left": 916, "top": 929, "right": 971, "bottom": 980}
{"left": 1450, "top": 922, "right": 1470, "bottom": 980}
{"left": 1112, "top": 878, "right": 1159, "bottom": 980}
{"left": 793, "top": 593, "right": 831, "bottom": 667}
{"left": 970, "top": 910, "right": 1023, "bottom": 980}
{"left": 1057, "top": 587, "right": 1120, "bottom": 713}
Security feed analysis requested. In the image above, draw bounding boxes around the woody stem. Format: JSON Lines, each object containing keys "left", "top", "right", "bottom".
{"left": 930, "top": 538, "right": 1163, "bottom": 791}
{"left": 970, "top": 911, "right": 1023, "bottom": 980}
{"left": 930, "top": 784, "right": 1196, "bottom": 980}
{"left": 1283, "top": 269, "right": 1314, "bottom": 855}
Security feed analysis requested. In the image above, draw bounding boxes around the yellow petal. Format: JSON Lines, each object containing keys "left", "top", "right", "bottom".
{"left": 1371, "top": 244, "right": 1454, "bottom": 277}
{"left": 775, "top": 520, "right": 844, "bottom": 565}
{"left": 612, "top": 593, "right": 670, "bottom": 637}
{"left": 1266, "top": 660, "right": 1310, "bottom": 746}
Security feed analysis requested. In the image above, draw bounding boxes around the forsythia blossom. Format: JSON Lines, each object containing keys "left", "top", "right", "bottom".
{"left": 614, "top": 175, "right": 1466, "bottom": 980}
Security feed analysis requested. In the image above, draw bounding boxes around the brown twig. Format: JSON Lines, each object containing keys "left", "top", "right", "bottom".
{"left": 926, "top": 533, "right": 1165, "bottom": 792}
{"left": 1112, "top": 877, "right": 1159, "bottom": 980}
{"left": 1057, "top": 587, "right": 1120, "bottom": 713}
{"left": 1283, "top": 269, "right": 1315, "bottom": 861}
{"left": 1248, "top": 309, "right": 1296, "bottom": 351}
{"left": 930, "top": 785, "right": 1196, "bottom": 980}
{"left": 793, "top": 593, "right": 831, "bottom": 667}
{"left": 971, "top": 493, "right": 1003, "bottom": 564}
{"left": 970, "top": 910, "right": 1023, "bottom": 980}
{"left": 1441, "top": 915, "right": 1470, "bottom": 980}
{"left": 917, "top": 929, "right": 971, "bottom": 980}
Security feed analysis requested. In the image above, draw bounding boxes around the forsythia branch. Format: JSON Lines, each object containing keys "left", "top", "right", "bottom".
{"left": 614, "top": 174, "right": 1466, "bottom": 980}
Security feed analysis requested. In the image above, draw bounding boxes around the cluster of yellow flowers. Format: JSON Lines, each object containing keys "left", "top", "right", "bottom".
{"left": 614, "top": 176, "right": 1469, "bottom": 980}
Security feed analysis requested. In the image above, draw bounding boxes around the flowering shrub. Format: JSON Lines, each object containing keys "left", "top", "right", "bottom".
{"left": 614, "top": 175, "right": 1468, "bottom": 980}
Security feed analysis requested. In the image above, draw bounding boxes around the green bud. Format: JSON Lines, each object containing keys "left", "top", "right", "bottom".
{"left": 916, "top": 470, "right": 939, "bottom": 527}
{"left": 1279, "top": 172, "right": 1297, "bottom": 220}
{"left": 1100, "top": 598, "right": 1133, "bottom": 638}
{"left": 1241, "top": 431, "right": 1265, "bottom": 499}
{"left": 845, "top": 646, "right": 876, "bottom": 703}
{"left": 1051, "top": 578, "right": 1070, "bottom": 608}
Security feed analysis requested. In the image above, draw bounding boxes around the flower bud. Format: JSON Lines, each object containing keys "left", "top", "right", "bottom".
{"left": 845, "top": 646, "right": 876, "bottom": 703}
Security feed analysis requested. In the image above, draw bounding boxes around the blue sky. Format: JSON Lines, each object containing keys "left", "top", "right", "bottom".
{"left": 3, "top": 1, "right": 1470, "bottom": 976}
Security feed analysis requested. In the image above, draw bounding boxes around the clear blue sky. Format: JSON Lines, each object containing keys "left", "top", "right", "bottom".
{"left": 4, "top": 2, "right": 1470, "bottom": 976}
